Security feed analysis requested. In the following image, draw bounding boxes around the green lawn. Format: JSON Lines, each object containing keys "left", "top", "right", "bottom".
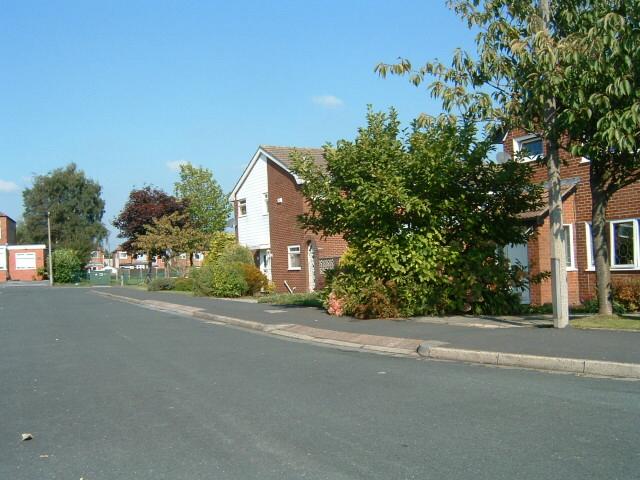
{"left": 571, "top": 314, "right": 640, "bottom": 331}
{"left": 257, "top": 292, "right": 323, "bottom": 308}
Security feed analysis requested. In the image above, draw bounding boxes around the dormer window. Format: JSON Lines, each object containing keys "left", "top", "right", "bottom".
{"left": 514, "top": 134, "right": 544, "bottom": 162}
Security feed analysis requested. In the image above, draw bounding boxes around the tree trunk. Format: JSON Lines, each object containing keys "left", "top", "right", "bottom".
{"left": 590, "top": 166, "right": 613, "bottom": 315}
{"left": 547, "top": 139, "right": 569, "bottom": 328}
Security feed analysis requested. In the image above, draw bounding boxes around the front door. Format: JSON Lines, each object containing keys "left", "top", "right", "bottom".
{"left": 504, "top": 243, "right": 530, "bottom": 304}
{"left": 259, "top": 249, "right": 272, "bottom": 281}
{"left": 307, "top": 242, "right": 316, "bottom": 292}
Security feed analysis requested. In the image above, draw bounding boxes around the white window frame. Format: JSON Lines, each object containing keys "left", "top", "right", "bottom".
{"left": 238, "top": 199, "right": 247, "bottom": 217}
{"left": 118, "top": 251, "right": 128, "bottom": 259}
{"left": 610, "top": 219, "right": 639, "bottom": 269}
{"left": 15, "top": 252, "right": 36, "bottom": 270}
{"left": 513, "top": 134, "right": 544, "bottom": 163}
{"left": 287, "top": 245, "right": 301, "bottom": 271}
{"left": 585, "top": 222, "right": 595, "bottom": 271}
{"left": 0, "top": 246, "right": 6, "bottom": 270}
{"left": 563, "top": 224, "right": 576, "bottom": 270}
{"left": 263, "top": 193, "right": 269, "bottom": 215}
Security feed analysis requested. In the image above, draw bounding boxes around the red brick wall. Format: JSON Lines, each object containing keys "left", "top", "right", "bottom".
{"left": 8, "top": 248, "right": 45, "bottom": 281}
{"left": 506, "top": 129, "right": 640, "bottom": 305}
{"left": 0, "top": 216, "right": 17, "bottom": 246}
{"left": 266, "top": 161, "right": 347, "bottom": 293}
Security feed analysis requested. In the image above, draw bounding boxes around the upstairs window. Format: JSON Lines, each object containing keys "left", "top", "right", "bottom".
{"left": 238, "top": 199, "right": 247, "bottom": 217}
{"left": 118, "top": 251, "right": 128, "bottom": 259}
{"left": 288, "top": 245, "right": 301, "bottom": 270}
{"left": 514, "top": 134, "right": 544, "bottom": 162}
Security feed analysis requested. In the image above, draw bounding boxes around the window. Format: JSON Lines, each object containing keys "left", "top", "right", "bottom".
{"left": 611, "top": 220, "right": 638, "bottom": 268}
{"left": 15, "top": 252, "right": 36, "bottom": 270}
{"left": 0, "top": 246, "right": 6, "bottom": 270}
{"left": 563, "top": 224, "right": 575, "bottom": 269}
{"left": 238, "top": 199, "right": 247, "bottom": 217}
{"left": 513, "top": 135, "right": 544, "bottom": 162}
{"left": 118, "top": 251, "right": 128, "bottom": 259}
{"left": 586, "top": 220, "right": 640, "bottom": 269}
{"left": 263, "top": 193, "right": 269, "bottom": 214}
{"left": 288, "top": 245, "right": 301, "bottom": 270}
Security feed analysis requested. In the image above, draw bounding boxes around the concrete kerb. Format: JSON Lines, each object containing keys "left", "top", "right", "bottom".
{"left": 417, "top": 342, "right": 640, "bottom": 379}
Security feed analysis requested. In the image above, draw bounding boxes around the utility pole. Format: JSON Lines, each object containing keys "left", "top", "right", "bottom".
{"left": 540, "top": 0, "right": 569, "bottom": 328}
{"left": 47, "top": 211, "right": 54, "bottom": 286}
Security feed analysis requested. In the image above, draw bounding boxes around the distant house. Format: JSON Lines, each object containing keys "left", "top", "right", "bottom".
{"left": 0, "top": 211, "right": 46, "bottom": 282}
{"left": 503, "top": 130, "right": 640, "bottom": 305}
{"left": 230, "top": 145, "right": 347, "bottom": 293}
{"left": 112, "top": 246, "right": 205, "bottom": 271}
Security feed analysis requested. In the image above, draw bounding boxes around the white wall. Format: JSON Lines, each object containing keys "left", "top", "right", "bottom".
{"left": 236, "top": 154, "right": 271, "bottom": 250}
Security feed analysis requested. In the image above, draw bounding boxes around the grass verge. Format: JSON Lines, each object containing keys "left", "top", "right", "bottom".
{"left": 571, "top": 314, "right": 640, "bottom": 331}
{"left": 258, "top": 292, "right": 323, "bottom": 308}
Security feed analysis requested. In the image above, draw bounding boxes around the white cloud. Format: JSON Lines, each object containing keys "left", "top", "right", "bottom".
{"left": 0, "top": 179, "right": 19, "bottom": 193}
{"left": 312, "top": 94, "right": 344, "bottom": 109}
{"left": 166, "top": 159, "right": 189, "bottom": 172}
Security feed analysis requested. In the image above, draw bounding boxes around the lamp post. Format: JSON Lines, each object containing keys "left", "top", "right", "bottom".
{"left": 47, "top": 211, "right": 54, "bottom": 286}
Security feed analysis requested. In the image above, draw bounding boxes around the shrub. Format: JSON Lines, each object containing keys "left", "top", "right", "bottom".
{"left": 258, "top": 292, "right": 323, "bottom": 308}
{"left": 52, "top": 249, "right": 83, "bottom": 283}
{"left": 147, "top": 278, "right": 176, "bottom": 291}
{"left": 218, "top": 244, "right": 254, "bottom": 265}
{"left": 241, "top": 264, "right": 268, "bottom": 295}
{"left": 573, "top": 297, "right": 627, "bottom": 315}
{"left": 191, "top": 262, "right": 248, "bottom": 297}
{"left": 173, "top": 277, "right": 193, "bottom": 292}
{"left": 204, "top": 232, "right": 237, "bottom": 266}
{"left": 612, "top": 279, "right": 640, "bottom": 312}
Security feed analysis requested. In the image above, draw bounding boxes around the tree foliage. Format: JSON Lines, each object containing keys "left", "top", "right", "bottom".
{"left": 22, "top": 163, "right": 107, "bottom": 260}
{"left": 293, "top": 109, "right": 542, "bottom": 316}
{"left": 174, "top": 163, "right": 231, "bottom": 234}
{"left": 113, "top": 186, "right": 185, "bottom": 254}
{"left": 134, "top": 211, "right": 208, "bottom": 273}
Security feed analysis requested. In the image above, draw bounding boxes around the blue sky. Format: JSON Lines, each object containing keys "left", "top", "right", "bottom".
{"left": 0, "top": 0, "right": 476, "bottom": 248}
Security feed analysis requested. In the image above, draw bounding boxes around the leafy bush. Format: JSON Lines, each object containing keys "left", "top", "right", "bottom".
{"left": 173, "top": 277, "right": 193, "bottom": 292}
{"left": 219, "top": 244, "right": 254, "bottom": 265}
{"left": 241, "top": 264, "right": 268, "bottom": 295}
{"left": 52, "top": 249, "right": 83, "bottom": 283}
{"left": 292, "top": 109, "right": 541, "bottom": 319}
{"left": 147, "top": 278, "right": 176, "bottom": 291}
{"left": 573, "top": 297, "right": 627, "bottom": 315}
{"left": 612, "top": 279, "right": 640, "bottom": 312}
{"left": 204, "top": 232, "right": 237, "bottom": 266}
{"left": 191, "top": 262, "right": 248, "bottom": 297}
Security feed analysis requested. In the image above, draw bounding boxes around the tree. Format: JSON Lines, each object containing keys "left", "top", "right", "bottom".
{"left": 292, "top": 108, "right": 542, "bottom": 317}
{"left": 134, "top": 211, "right": 208, "bottom": 276}
{"left": 558, "top": 1, "right": 640, "bottom": 314}
{"left": 174, "top": 163, "right": 231, "bottom": 234}
{"left": 21, "top": 163, "right": 107, "bottom": 260}
{"left": 113, "top": 186, "right": 185, "bottom": 270}
{"left": 52, "top": 248, "right": 83, "bottom": 284}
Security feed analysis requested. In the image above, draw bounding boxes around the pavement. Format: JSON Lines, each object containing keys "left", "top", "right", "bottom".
{"left": 94, "top": 287, "right": 640, "bottom": 379}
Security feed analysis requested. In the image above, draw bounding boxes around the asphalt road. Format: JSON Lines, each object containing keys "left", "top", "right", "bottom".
{"left": 1, "top": 286, "right": 639, "bottom": 479}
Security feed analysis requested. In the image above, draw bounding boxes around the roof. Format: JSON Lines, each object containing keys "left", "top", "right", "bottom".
{"left": 520, "top": 182, "right": 577, "bottom": 221}
{"left": 230, "top": 145, "right": 326, "bottom": 199}
{"left": 259, "top": 145, "right": 326, "bottom": 171}
{"left": 0, "top": 211, "right": 16, "bottom": 222}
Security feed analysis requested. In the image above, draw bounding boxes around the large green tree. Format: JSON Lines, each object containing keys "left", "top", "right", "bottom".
{"left": 174, "top": 163, "right": 231, "bottom": 234}
{"left": 293, "top": 109, "right": 542, "bottom": 317}
{"left": 22, "top": 163, "right": 107, "bottom": 260}
{"left": 558, "top": 1, "right": 640, "bottom": 314}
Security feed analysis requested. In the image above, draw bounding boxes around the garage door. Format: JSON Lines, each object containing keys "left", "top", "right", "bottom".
{"left": 15, "top": 252, "right": 36, "bottom": 270}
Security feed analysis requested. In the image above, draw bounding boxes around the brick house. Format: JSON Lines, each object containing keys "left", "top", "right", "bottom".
{"left": 0, "top": 211, "right": 46, "bottom": 282}
{"left": 230, "top": 146, "right": 347, "bottom": 293}
{"left": 503, "top": 131, "right": 640, "bottom": 305}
